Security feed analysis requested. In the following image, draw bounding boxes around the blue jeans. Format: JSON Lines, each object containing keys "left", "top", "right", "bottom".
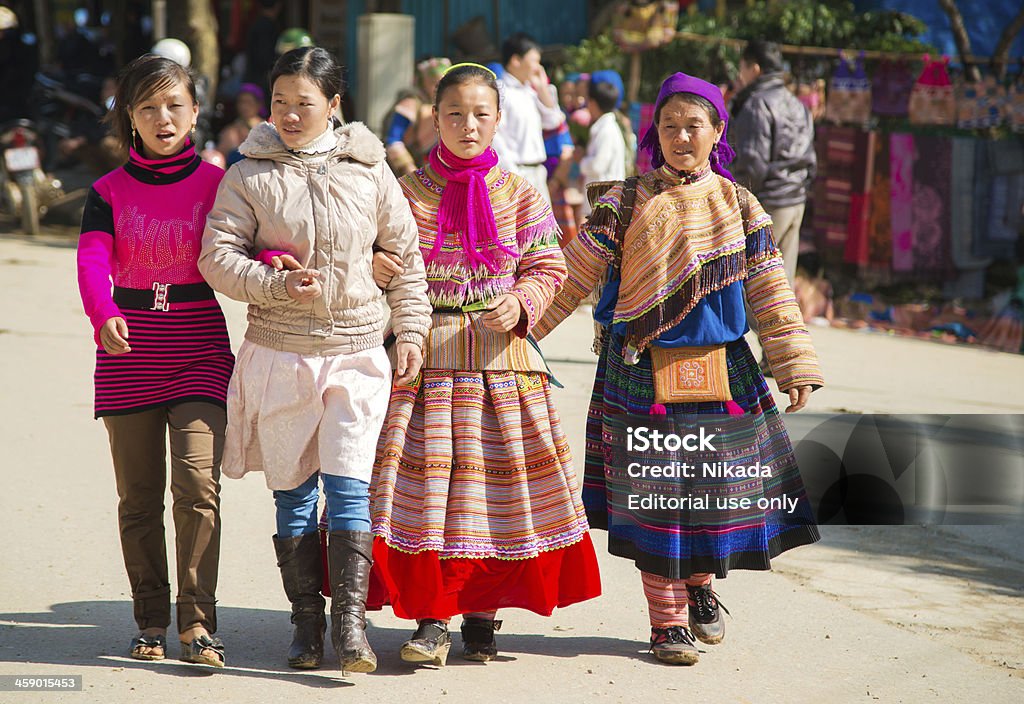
{"left": 273, "top": 473, "right": 370, "bottom": 538}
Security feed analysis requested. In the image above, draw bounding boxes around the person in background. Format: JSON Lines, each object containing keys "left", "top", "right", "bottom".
{"left": 730, "top": 40, "right": 815, "bottom": 288}
{"left": 576, "top": 76, "right": 626, "bottom": 218}
{"left": 589, "top": 69, "right": 636, "bottom": 176}
{"left": 244, "top": 0, "right": 281, "bottom": 95}
{"left": 544, "top": 78, "right": 579, "bottom": 245}
{"left": 382, "top": 56, "right": 451, "bottom": 177}
{"left": 0, "top": 6, "right": 37, "bottom": 122}
{"left": 216, "top": 82, "right": 267, "bottom": 166}
{"left": 491, "top": 32, "right": 565, "bottom": 203}
{"left": 559, "top": 72, "right": 586, "bottom": 116}
{"left": 730, "top": 40, "right": 816, "bottom": 373}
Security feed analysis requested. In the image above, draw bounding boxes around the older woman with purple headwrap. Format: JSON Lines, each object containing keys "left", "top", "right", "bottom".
{"left": 535, "top": 73, "right": 824, "bottom": 665}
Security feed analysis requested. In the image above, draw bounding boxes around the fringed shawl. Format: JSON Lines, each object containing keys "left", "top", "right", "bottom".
{"left": 610, "top": 166, "right": 772, "bottom": 362}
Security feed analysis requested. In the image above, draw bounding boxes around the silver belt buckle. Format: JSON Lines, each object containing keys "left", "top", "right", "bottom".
{"left": 151, "top": 282, "right": 171, "bottom": 311}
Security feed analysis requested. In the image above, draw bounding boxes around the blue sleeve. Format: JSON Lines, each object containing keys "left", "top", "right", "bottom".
{"left": 384, "top": 112, "right": 412, "bottom": 147}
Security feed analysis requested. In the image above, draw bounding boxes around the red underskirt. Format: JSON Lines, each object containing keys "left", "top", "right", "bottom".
{"left": 365, "top": 533, "right": 602, "bottom": 620}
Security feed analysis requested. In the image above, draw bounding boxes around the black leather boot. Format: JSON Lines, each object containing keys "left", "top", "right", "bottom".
{"left": 327, "top": 530, "right": 377, "bottom": 673}
{"left": 272, "top": 533, "right": 327, "bottom": 669}
{"left": 400, "top": 619, "right": 451, "bottom": 667}
{"left": 460, "top": 617, "right": 502, "bottom": 661}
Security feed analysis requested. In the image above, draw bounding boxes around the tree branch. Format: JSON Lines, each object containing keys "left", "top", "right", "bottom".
{"left": 937, "top": 0, "right": 981, "bottom": 82}
{"left": 992, "top": 6, "right": 1024, "bottom": 80}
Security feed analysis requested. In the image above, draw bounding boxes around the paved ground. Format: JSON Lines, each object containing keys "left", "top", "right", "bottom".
{"left": 1, "top": 230, "right": 1022, "bottom": 703}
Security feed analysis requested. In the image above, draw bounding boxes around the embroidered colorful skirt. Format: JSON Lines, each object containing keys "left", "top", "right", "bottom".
{"left": 583, "top": 334, "right": 820, "bottom": 580}
{"left": 369, "top": 368, "right": 601, "bottom": 620}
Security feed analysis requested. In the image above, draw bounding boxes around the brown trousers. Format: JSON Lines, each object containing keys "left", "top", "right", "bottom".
{"left": 102, "top": 401, "right": 225, "bottom": 633}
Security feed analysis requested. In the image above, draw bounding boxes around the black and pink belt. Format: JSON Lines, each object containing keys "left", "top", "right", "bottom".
{"left": 113, "top": 282, "right": 215, "bottom": 311}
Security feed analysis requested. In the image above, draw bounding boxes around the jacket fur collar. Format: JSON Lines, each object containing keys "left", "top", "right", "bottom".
{"left": 240, "top": 121, "right": 386, "bottom": 165}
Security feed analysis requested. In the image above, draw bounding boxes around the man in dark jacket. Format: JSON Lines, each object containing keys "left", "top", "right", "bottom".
{"left": 730, "top": 40, "right": 816, "bottom": 286}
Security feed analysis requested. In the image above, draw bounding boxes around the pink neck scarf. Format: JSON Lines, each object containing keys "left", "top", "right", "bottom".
{"left": 425, "top": 141, "right": 516, "bottom": 273}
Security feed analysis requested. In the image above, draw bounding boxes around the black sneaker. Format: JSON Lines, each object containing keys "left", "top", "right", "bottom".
{"left": 649, "top": 626, "right": 699, "bottom": 665}
{"left": 460, "top": 617, "right": 502, "bottom": 661}
{"left": 686, "top": 583, "right": 728, "bottom": 645}
{"left": 400, "top": 619, "right": 451, "bottom": 667}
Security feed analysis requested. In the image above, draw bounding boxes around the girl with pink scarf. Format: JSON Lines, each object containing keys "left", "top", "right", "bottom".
{"left": 368, "top": 63, "right": 601, "bottom": 667}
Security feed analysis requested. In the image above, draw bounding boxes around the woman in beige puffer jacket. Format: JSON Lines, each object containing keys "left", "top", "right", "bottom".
{"left": 199, "top": 47, "right": 430, "bottom": 675}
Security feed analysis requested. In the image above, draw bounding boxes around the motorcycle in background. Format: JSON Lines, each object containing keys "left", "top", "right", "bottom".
{"left": 0, "top": 119, "right": 65, "bottom": 236}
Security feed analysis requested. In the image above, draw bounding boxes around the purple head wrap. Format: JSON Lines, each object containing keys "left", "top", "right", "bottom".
{"left": 638, "top": 72, "right": 736, "bottom": 181}
{"left": 238, "top": 82, "right": 269, "bottom": 118}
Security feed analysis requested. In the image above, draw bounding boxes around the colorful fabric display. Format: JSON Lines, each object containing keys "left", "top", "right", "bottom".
{"left": 867, "top": 132, "right": 892, "bottom": 268}
{"left": 972, "top": 139, "right": 1024, "bottom": 259}
{"left": 1004, "top": 80, "right": 1024, "bottom": 133}
{"left": 811, "top": 125, "right": 856, "bottom": 255}
{"left": 957, "top": 75, "right": 1008, "bottom": 129}
{"left": 908, "top": 55, "right": 956, "bottom": 126}
{"left": 889, "top": 133, "right": 915, "bottom": 271}
{"left": 825, "top": 51, "right": 872, "bottom": 125}
{"left": 871, "top": 60, "right": 914, "bottom": 117}
{"left": 910, "top": 135, "right": 953, "bottom": 277}
{"left": 844, "top": 130, "right": 876, "bottom": 267}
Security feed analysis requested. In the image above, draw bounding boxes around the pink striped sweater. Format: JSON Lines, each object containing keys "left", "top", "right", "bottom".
{"left": 76, "top": 144, "right": 234, "bottom": 417}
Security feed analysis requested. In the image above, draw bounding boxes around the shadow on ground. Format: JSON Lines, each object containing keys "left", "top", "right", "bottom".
{"left": 0, "top": 601, "right": 649, "bottom": 682}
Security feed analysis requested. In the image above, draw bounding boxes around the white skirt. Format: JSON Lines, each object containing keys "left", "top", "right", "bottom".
{"left": 222, "top": 340, "right": 392, "bottom": 489}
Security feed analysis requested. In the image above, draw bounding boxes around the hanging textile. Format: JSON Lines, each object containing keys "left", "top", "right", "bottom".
{"left": 946, "top": 137, "right": 989, "bottom": 300}
{"left": 825, "top": 51, "right": 872, "bottom": 126}
{"left": 889, "top": 133, "right": 915, "bottom": 272}
{"left": 973, "top": 139, "right": 1024, "bottom": 259}
{"left": 812, "top": 125, "right": 857, "bottom": 255}
{"left": 867, "top": 131, "right": 892, "bottom": 269}
{"left": 908, "top": 55, "right": 956, "bottom": 126}
{"left": 872, "top": 60, "right": 914, "bottom": 118}
{"left": 910, "top": 135, "right": 953, "bottom": 277}
{"left": 844, "top": 130, "right": 876, "bottom": 267}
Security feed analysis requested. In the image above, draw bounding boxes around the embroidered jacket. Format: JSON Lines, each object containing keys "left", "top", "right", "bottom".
{"left": 536, "top": 166, "right": 824, "bottom": 392}
{"left": 400, "top": 163, "right": 566, "bottom": 372}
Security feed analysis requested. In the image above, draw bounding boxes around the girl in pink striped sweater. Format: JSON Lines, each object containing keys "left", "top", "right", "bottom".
{"left": 76, "top": 54, "right": 234, "bottom": 668}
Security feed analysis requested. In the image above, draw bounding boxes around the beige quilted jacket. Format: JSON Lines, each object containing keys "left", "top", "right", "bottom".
{"left": 200, "top": 121, "right": 431, "bottom": 355}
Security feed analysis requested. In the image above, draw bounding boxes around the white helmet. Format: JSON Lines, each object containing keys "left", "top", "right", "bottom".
{"left": 152, "top": 38, "right": 191, "bottom": 67}
{"left": 0, "top": 7, "right": 19, "bottom": 32}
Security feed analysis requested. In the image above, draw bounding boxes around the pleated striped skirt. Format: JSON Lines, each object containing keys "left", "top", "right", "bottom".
{"left": 369, "top": 368, "right": 601, "bottom": 619}
{"left": 583, "top": 334, "right": 820, "bottom": 580}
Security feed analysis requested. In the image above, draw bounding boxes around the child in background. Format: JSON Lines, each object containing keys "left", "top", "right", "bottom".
{"left": 577, "top": 75, "right": 627, "bottom": 218}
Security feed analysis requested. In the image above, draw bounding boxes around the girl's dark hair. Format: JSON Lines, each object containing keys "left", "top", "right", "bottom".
{"left": 434, "top": 64, "right": 500, "bottom": 109}
{"left": 270, "top": 46, "right": 345, "bottom": 101}
{"left": 105, "top": 54, "right": 197, "bottom": 152}
{"left": 654, "top": 92, "right": 722, "bottom": 127}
